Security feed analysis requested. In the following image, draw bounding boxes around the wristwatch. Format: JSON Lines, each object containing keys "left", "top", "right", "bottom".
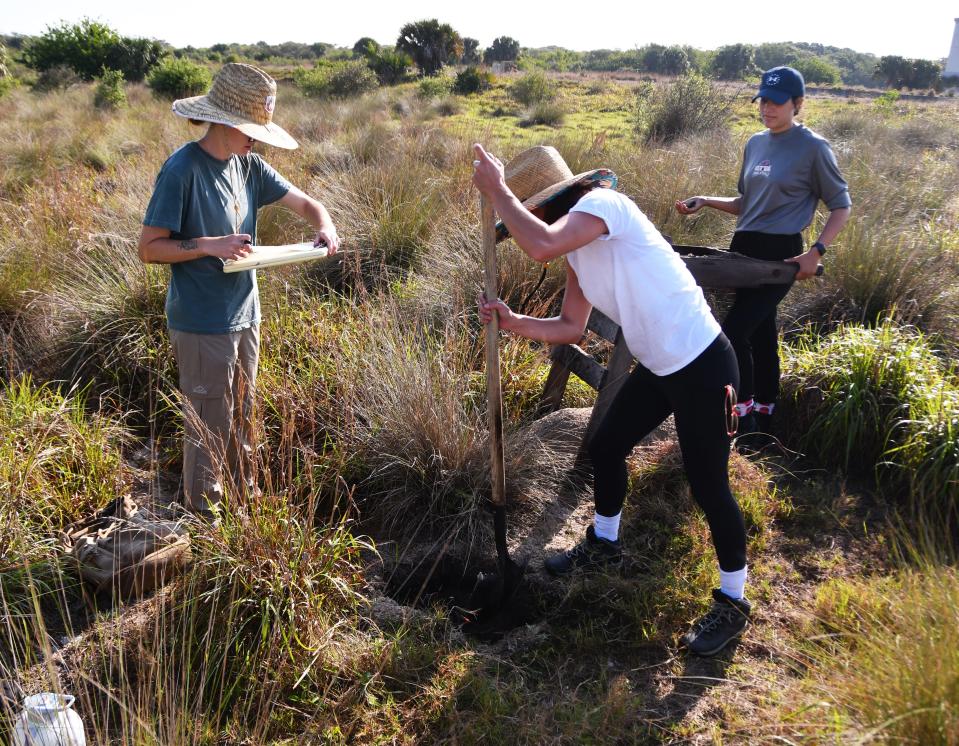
{"left": 812, "top": 241, "right": 827, "bottom": 256}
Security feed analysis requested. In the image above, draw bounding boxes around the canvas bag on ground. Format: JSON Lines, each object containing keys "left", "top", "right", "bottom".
{"left": 61, "top": 496, "right": 191, "bottom": 600}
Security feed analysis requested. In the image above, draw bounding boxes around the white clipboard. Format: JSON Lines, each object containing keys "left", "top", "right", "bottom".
{"left": 222, "top": 242, "right": 330, "bottom": 273}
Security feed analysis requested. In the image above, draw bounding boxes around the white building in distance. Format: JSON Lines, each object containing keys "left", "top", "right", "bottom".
{"left": 946, "top": 18, "right": 959, "bottom": 77}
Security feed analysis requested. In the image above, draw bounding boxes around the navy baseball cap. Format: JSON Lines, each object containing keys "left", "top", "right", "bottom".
{"left": 752, "top": 66, "right": 805, "bottom": 104}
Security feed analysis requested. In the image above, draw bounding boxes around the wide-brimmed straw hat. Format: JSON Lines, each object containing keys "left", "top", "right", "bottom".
{"left": 172, "top": 63, "right": 297, "bottom": 150}
{"left": 497, "top": 146, "right": 617, "bottom": 241}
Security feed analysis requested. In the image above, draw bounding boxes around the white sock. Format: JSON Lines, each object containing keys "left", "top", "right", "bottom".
{"left": 734, "top": 399, "right": 754, "bottom": 417}
{"left": 593, "top": 512, "right": 621, "bottom": 542}
{"left": 719, "top": 566, "right": 748, "bottom": 600}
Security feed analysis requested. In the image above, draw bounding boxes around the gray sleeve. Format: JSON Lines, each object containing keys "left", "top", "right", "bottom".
{"left": 812, "top": 141, "right": 851, "bottom": 210}
{"left": 736, "top": 142, "right": 748, "bottom": 196}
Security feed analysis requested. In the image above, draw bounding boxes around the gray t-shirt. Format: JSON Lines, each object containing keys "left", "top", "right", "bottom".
{"left": 736, "top": 125, "right": 851, "bottom": 235}
{"left": 143, "top": 142, "right": 291, "bottom": 334}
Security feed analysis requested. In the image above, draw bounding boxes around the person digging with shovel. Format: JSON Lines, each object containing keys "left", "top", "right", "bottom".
{"left": 473, "top": 144, "right": 750, "bottom": 656}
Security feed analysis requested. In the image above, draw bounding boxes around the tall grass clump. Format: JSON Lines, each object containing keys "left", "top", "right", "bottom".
{"left": 774, "top": 568, "right": 959, "bottom": 743}
{"left": 254, "top": 293, "right": 356, "bottom": 505}
{"left": 45, "top": 236, "right": 175, "bottom": 426}
{"left": 22, "top": 493, "right": 372, "bottom": 744}
{"left": 0, "top": 376, "right": 127, "bottom": 559}
{"left": 780, "top": 320, "right": 958, "bottom": 515}
{"left": 158, "top": 495, "right": 368, "bottom": 731}
{"left": 520, "top": 100, "right": 566, "bottom": 128}
{"left": 306, "top": 136, "right": 460, "bottom": 288}
{"left": 259, "top": 292, "right": 572, "bottom": 544}
{"left": 634, "top": 72, "right": 733, "bottom": 144}
{"left": 331, "top": 301, "right": 489, "bottom": 536}
{"left": 147, "top": 57, "right": 210, "bottom": 99}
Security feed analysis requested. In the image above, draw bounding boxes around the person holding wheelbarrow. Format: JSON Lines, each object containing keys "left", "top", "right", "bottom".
{"left": 138, "top": 63, "right": 339, "bottom": 516}
{"left": 474, "top": 143, "right": 749, "bottom": 656}
{"left": 676, "top": 66, "right": 851, "bottom": 446}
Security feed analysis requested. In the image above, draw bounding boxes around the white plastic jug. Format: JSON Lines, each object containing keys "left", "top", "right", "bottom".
{"left": 11, "top": 693, "right": 86, "bottom": 746}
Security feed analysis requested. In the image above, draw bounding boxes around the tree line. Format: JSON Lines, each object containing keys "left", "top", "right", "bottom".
{"left": 0, "top": 19, "right": 948, "bottom": 92}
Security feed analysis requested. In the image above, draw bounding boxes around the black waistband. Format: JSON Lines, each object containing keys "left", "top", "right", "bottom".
{"left": 730, "top": 231, "right": 803, "bottom": 262}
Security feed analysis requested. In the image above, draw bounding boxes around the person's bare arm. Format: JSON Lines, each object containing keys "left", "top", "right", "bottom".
{"left": 137, "top": 225, "right": 253, "bottom": 264}
{"left": 674, "top": 195, "right": 742, "bottom": 216}
{"left": 787, "top": 206, "right": 852, "bottom": 280}
{"left": 277, "top": 186, "right": 339, "bottom": 252}
{"left": 472, "top": 144, "right": 607, "bottom": 262}
{"left": 814, "top": 206, "right": 851, "bottom": 247}
{"left": 478, "top": 263, "right": 592, "bottom": 344}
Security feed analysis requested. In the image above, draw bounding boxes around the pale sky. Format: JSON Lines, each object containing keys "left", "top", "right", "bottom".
{"left": 1, "top": 0, "right": 955, "bottom": 61}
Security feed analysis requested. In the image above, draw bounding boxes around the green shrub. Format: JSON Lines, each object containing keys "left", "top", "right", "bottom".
{"left": 453, "top": 65, "right": 493, "bottom": 95}
{"left": 417, "top": 73, "right": 453, "bottom": 99}
{"left": 23, "top": 19, "right": 164, "bottom": 82}
{"left": 367, "top": 47, "right": 412, "bottom": 85}
{"left": 323, "top": 60, "right": 379, "bottom": 99}
{"left": 93, "top": 66, "right": 126, "bottom": 109}
{"left": 792, "top": 57, "right": 841, "bottom": 85}
{"left": 509, "top": 69, "right": 554, "bottom": 106}
{"left": 874, "top": 89, "right": 901, "bottom": 114}
{"left": 0, "top": 75, "right": 17, "bottom": 98}
{"left": 294, "top": 60, "right": 378, "bottom": 99}
{"left": 147, "top": 57, "right": 211, "bottom": 99}
{"left": 634, "top": 72, "right": 731, "bottom": 143}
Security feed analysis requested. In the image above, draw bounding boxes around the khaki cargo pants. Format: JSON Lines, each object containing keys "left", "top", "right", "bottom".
{"left": 169, "top": 325, "right": 259, "bottom": 513}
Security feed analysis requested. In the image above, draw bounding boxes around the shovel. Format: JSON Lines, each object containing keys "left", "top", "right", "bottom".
{"left": 463, "top": 194, "right": 527, "bottom": 635}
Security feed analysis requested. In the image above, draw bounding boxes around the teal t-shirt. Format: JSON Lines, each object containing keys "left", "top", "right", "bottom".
{"left": 143, "top": 142, "right": 291, "bottom": 334}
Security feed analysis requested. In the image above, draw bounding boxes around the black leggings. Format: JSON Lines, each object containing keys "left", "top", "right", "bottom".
{"left": 588, "top": 333, "right": 746, "bottom": 572}
{"left": 722, "top": 231, "right": 803, "bottom": 404}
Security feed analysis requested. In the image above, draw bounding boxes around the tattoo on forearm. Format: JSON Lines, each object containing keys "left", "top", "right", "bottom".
{"left": 178, "top": 239, "right": 198, "bottom": 251}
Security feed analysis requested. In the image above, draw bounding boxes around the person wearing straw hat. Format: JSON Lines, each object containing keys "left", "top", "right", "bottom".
{"left": 676, "top": 66, "right": 851, "bottom": 447}
{"left": 138, "top": 63, "right": 339, "bottom": 515}
{"left": 474, "top": 143, "right": 750, "bottom": 656}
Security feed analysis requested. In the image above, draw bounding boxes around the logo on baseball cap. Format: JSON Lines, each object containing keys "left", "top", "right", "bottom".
{"left": 752, "top": 66, "right": 805, "bottom": 104}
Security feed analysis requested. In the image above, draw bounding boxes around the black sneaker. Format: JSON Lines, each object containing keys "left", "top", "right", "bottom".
{"left": 754, "top": 412, "right": 774, "bottom": 435}
{"left": 680, "top": 588, "right": 751, "bottom": 656}
{"left": 544, "top": 525, "right": 622, "bottom": 576}
{"left": 737, "top": 412, "right": 757, "bottom": 436}
{"left": 735, "top": 413, "right": 773, "bottom": 454}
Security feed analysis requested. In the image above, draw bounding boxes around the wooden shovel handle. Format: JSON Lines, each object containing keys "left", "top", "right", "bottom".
{"left": 482, "top": 195, "right": 506, "bottom": 509}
